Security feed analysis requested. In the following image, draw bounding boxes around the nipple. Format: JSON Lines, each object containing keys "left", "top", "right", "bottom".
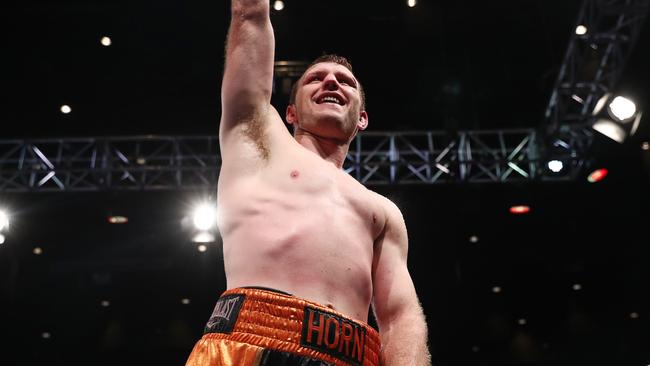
{"left": 290, "top": 170, "right": 300, "bottom": 179}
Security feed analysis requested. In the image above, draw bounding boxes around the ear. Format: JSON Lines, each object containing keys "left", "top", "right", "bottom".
{"left": 357, "top": 110, "right": 369, "bottom": 131}
{"left": 286, "top": 104, "right": 297, "bottom": 125}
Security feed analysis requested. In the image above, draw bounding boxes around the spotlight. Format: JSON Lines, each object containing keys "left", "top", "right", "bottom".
{"left": 492, "top": 286, "right": 502, "bottom": 294}
{"left": 0, "top": 210, "right": 8, "bottom": 231}
{"left": 107, "top": 215, "right": 128, "bottom": 224}
{"left": 101, "top": 36, "right": 112, "bottom": 46}
{"left": 197, "top": 244, "right": 208, "bottom": 252}
{"left": 0, "top": 234, "right": 5, "bottom": 245}
{"left": 181, "top": 298, "right": 191, "bottom": 305}
{"left": 469, "top": 235, "right": 479, "bottom": 243}
{"left": 60, "top": 105, "right": 72, "bottom": 114}
{"left": 273, "top": 0, "right": 284, "bottom": 11}
{"left": 101, "top": 300, "right": 110, "bottom": 307}
{"left": 407, "top": 0, "right": 417, "bottom": 7}
{"left": 592, "top": 94, "right": 643, "bottom": 143}
{"left": 192, "top": 203, "right": 217, "bottom": 231}
{"left": 575, "top": 25, "right": 588, "bottom": 35}
{"left": 518, "top": 318, "right": 527, "bottom": 325}
{"left": 642, "top": 142, "right": 649, "bottom": 151}
{"left": 33, "top": 247, "right": 43, "bottom": 255}
{"left": 547, "top": 160, "right": 564, "bottom": 173}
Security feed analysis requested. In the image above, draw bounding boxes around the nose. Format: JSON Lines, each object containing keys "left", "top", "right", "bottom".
{"left": 322, "top": 73, "right": 339, "bottom": 91}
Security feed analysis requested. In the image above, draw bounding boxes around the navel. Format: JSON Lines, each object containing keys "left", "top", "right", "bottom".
{"left": 290, "top": 170, "right": 300, "bottom": 179}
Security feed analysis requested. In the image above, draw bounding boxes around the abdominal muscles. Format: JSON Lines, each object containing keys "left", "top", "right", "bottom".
{"left": 218, "top": 177, "right": 375, "bottom": 322}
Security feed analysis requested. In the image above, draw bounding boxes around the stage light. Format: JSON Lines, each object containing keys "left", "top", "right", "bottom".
{"left": 407, "top": 0, "right": 417, "bottom": 7}
{"left": 273, "top": 0, "right": 284, "bottom": 11}
{"left": 33, "top": 247, "right": 43, "bottom": 255}
{"left": 471, "top": 346, "right": 479, "bottom": 353}
{"left": 193, "top": 203, "right": 217, "bottom": 231}
{"left": 101, "top": 36, "right": 112, "bottom": 46}
{"left": 101, "top": 300, "right": 110, "bottom": 307}
{"left": 41, "top": 332, "right": 51, "bottom": 339}
{"left": 0, "top": 210, "right": 8, "bottom": 231}
{"left": 575, "top": 25, "right": 587, "bottom": 35}
{"left": 181, "top": 298, "right": 191, "bottom": 305}
{"left": 630, "top": 312, "right": 639, "bottom": 319}
{"left": 469, "top": 235, "right": 479, "bottom": 243}
{"left": 107, "top": 215, "right": 128, "bottom": 224}
{"left": 642, "top": 141, "right": 649, "bottom": 150}
{"left": 587, "top": 168, "right": 608, "bottom": 183}
{"left": 518, "top": 318, "right": 527, "bottom": 325}
{"left": 60, "top": 105, "right": 71, "bottom": 114}
{"left": 0, "top": 234, "right": 5, "bottom": 245}
{"left": 509, "top": 205, "right": 530, "bottom": 214}
{"left": 609, "top": 96, "right": 637, "bottom": 121}
{"left": 572, "top": 283, "right": 582, "bottom": 291}
{"left": 492, "top": 286, "right": 502, "bottom": 293}
{"left": 192, "top": 231, "right": 215, "bottom": 243}
{"left": 592, "top": 94, "right": 643, "bottom": 143}
{"left": 197, "top": 244, "right": 208, "bottom": 252}
{"left": 547, "top": 159, "right": 564, "bottom": 173}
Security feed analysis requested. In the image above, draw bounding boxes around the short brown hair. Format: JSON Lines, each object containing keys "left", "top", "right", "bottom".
{"left": 289, "top": 54, "right": 366, "bottom": 110}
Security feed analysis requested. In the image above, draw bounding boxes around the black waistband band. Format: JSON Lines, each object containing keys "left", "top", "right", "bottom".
{"left": 239, "top": 286, "right": 293, "bottom": 296}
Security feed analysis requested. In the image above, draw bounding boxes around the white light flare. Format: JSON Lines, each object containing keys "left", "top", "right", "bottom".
{"left": 273, "top": 0, "right": 284, "bottom": 11}
{"left": 101, "top": 36, "right": 112, "bottom": 46}
{"left": 192, "top": 203, "right": 217, "bottom": 231}
{"left": 407, "top": 0, "right": 417, "bottom": 7}
{"left": 60, "top": 105, "right": 72, "bottom": 114}
{"left": 575, "top": 25, "right": 588, "bottom": 35}
{"left": 608, "top": 96, "right": 637, "bottom": 121}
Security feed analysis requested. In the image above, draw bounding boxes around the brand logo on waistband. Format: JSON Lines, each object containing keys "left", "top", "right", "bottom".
{"left": 204, "top": 294, "right": 245, "bottom": 334}
{"left": 300, "top": 306, "right": 366, "bottom": 366}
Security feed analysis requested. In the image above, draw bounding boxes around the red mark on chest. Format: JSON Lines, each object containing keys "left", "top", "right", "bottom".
{"left": 372, "top": 214, "right": 377, "bottom": 224}
{"left": 290, "top": 170, "right": 300, "bottom": 179}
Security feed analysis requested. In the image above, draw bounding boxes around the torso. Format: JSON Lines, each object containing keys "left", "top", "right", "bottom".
{"left": 217, "top": 108, "right": 386, "bottom": 322}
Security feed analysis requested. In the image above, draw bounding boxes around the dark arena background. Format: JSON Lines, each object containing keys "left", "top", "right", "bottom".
{"left": 2, "top": 0, "right": 650, "bottom": 365}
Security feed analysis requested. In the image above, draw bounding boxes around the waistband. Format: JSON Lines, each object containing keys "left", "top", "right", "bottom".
{"left": 202, "top": 287, "right": 380, "bottom": 366}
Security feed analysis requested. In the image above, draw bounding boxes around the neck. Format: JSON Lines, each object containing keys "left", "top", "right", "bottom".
{"left": 294, "top": 130, "right": 351, "bottom": 169}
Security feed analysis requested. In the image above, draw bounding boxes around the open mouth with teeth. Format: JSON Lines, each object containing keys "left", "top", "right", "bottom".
{"left": 317, "top": 96, "right": 344, "bottom": 105}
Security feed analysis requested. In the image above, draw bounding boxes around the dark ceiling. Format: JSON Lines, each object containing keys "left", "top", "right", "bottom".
{"left": 2, "top": 1, "right": 650, "bottom": 365}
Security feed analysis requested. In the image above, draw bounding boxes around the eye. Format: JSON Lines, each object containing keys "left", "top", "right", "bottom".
{"left": 307, "top": 76, "right": 321, "bottom": 83}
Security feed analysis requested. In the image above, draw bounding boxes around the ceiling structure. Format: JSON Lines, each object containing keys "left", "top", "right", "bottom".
{"left": 2, "top": 0, "right": 650, "bottom": 365}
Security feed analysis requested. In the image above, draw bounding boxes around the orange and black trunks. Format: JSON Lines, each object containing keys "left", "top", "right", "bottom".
{"left": 185, "top": 287, "right": 380, "bottom": 366}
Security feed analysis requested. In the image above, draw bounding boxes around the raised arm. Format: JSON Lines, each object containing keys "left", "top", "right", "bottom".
{"left": 220, "top": 0, "right": 275, "bottom": 144}
{"left": 372, "top": 198, "right": 432, "bottom": 366}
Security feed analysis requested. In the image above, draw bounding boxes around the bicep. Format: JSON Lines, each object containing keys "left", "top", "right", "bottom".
{"left": 372, "top": 202, "right": 420, "bottom": 330}
{"left": 221, "top": 3, "right": 275, "bottom": 134}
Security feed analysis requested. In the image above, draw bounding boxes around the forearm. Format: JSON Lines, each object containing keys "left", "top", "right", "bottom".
{"left": 379, "top": 309, "right": 431, "bottom": 366}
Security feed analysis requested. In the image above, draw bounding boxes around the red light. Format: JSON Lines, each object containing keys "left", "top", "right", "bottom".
{"left": 509, "top": 205, "right": 530, "bottom": 214}
{"left": 587, "top": 168, "right": 608, "bottom": 183}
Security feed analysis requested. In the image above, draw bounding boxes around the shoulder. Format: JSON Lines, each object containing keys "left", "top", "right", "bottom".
{"left": 366, "top": 190, "right": 408, "bottom": 241}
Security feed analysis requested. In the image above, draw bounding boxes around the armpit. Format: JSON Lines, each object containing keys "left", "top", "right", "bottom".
{"left": 240, "top": 116, "right": 270, "bottom": 160}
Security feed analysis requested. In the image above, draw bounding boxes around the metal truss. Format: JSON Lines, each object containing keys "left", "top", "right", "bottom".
{"left": 0, "top": 128, "right": 592, "bottom": 192}
{"left": 544, "top": 0, "right": 649, "bottom": 129}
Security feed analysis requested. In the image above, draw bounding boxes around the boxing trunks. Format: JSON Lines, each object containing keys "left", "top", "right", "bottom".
{"left": 185, "top": 287, "right": 380, "bottom": 366}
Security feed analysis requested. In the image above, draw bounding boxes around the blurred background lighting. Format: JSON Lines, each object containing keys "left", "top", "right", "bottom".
{"left": 197, "top": 244, "right": 207, "bottom": 252}
{"left": 630, "top": 312, "right": 639, "bottom": 319}
{"left": 192, "top": 203, "right": 217, "bottom": 231}
{"left": 33, "top": 247, "right": 43, "bottom": 255}
{"left": 108, "top": 215, "right": 128, "bottom": 224}
{"left": 518, "top": 318, "right": 527, "bottom": 325}
{"left": 469, "top": 235, "right": 479, "bottom": 243}
{"left": 273, "top": 0, "right": 284, "bottom": 11}
{"left": 181, "top": 298, "right": 191, "bottom": 305}
{"left": 547, "top": 160, "right": 564, "bottom": 173}
{"left": 0, "top": 234, "right": 5, "bottom": 245}
{"left": 587, "top": 168, "right": 608, "bottom": 183}
{"left": 642, "top": 141, "right": 649, "bottom": 150}
{"left": 60, "top": 105, "right": 71, "bottom": 114}
{"left": 492, "top": 286, "right": 502, "bottom": 293}
{"left": 41, "top": 332, "right": 51, "bottom": 339}
{"left": 407, "top": 0, "right": 417, "bottom": 7}
{"left": 509, "top": 205, "right": 530, "bottom": 214}
{"left": 575, "top": 25, "right": 588, "bottom": 35}
{"left": 0, "top": 210, "right": 8, "bottom": 231}
{"left": 572, "top": 283, "right": 582, "bottom": 291}
{"left": 101, "top": 300, "right": 110, "bottom": 307}
{"left": 100, "top": 36, "right": 112, "bottom": 46}
{"left": 192, "top": 231, "right": 215, "bottom": 243}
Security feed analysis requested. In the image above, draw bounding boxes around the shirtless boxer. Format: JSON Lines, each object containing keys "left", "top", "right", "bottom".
{"left": 185, "top": 1, "right": 431, "bottom": 365}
